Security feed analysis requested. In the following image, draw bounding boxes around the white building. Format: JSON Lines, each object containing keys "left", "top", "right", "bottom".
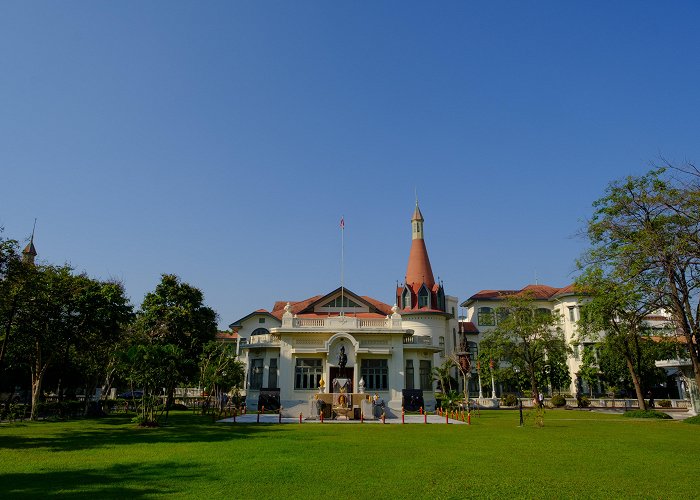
{"left": 229, "top": 203, "right": 459, "bottom": 417}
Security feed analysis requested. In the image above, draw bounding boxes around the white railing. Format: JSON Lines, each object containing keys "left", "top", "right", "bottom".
{"left": 247, "top": 334, "right": 281, "bottom": 345}
{"left": 403, "top": 335, "right": 432, "bottom": 345}
{"left": 289, "top": 317, "right": 396, "bottom": 329}
{"left": 294, "top": 318, "right": 325, "bottom": 327}
{"left": 358, "top": 318, "right": 389, "bottom": 328}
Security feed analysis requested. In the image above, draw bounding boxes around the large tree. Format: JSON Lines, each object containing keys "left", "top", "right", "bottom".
{"left": 480, "top": 294, "right": 568, "bottom": 404}
{"left": 0, "top": 233, "right": 30, "bottom": 373}
{"left": 579, "top": 166, "right": 700, "bottom": 393}
{"left": 8, "top": 265, "right": 132, "bottom": 419}
{"left": 133, "top": 274, "right": 217, "bottom": 410}
{"left": 576, "top": 270, "right": 660, "bottom": 409}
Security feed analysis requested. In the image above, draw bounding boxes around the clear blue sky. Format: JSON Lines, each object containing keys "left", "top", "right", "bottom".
{"left": 2, "top": 1, "right": 699, "bottom": 327}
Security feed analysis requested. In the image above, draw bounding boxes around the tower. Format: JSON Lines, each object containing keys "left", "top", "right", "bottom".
{"left": 398, "top": 201, "right": 445, "bottom": 311}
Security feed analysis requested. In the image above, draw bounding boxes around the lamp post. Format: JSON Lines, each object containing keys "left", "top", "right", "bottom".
{"left": 514, "top": 366, "right": 523, "bottom": 426}
{"left": 477, "top": 361, "right": 484, "bottom": 400}
{"left": 489, "top": 358, "right": 497, "bottom": 400}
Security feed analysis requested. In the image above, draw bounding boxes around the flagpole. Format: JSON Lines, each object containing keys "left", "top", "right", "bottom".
{"left": 340, "top": 215, "right": 344, "bottom": 316}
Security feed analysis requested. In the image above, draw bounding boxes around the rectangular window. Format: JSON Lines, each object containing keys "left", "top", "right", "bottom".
{"left": 405, "top": 360, "right": 414, "bottom": 390}
{"left": 249, "top": 358, "right": 263, "bottom": 390}
{"left": 268, "top": 358, "right": 278, "bottom": 389}
{"left": 568, "top": 307, "right": 575, "bottom": 322}
{"left": 419, "top": 360, "right": 432, "bottom": 390}
{"left": 478, "top": 311, "right": 495, "bottom": 326}
{"left": 439, "top": 336, "right": 445, "bottom": 356}
{"left": 294, "top": 358, "right": 322, "bottom": 390}
{"left": 361, "top": 359, "right": 388, "bottom": 390}
{"left": 258, "top": 317, "right": 266, "bottom": 324}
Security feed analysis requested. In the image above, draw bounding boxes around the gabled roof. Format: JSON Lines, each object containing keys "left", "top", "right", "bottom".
{"left": 233, "top": 288, "right": 395, "bottom": 326}
{"left": 228, "top": 309, "right": 279, "bottom": 329}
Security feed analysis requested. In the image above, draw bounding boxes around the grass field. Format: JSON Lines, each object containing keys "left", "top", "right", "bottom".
{"left": 1, "top": 410, "right": 698, "bottom": 499}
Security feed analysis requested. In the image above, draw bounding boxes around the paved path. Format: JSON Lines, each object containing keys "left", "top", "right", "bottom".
{"left": 219, "top": 414, "right": 468, "bottom": 424}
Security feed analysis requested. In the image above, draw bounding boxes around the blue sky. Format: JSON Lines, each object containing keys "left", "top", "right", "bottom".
{"left": 2, "top": 1, "right": 700, "bottom": 327}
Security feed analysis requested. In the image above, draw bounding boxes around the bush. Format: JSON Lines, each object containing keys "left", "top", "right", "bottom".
{"left": 501, "top": 393, "right": 519, "bottom": 406}
{"left": 622, "top": 410, "right": 672, "bottom": 419}
{"left": 658, "top": 400, "right": 671, "bottom": 408}
{"left": 683, "top": 415, "right": 700, "bottom": 424}
{"left": 578, "top": 395, "right": 591, "bottom": 408}
{"left": 550, "top": 395, "right": 566, "bottom": 407}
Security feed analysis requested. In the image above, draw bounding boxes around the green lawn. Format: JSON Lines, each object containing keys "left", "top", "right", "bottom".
{"left": 1, "top": 410, "right": 698, "bottom": 499}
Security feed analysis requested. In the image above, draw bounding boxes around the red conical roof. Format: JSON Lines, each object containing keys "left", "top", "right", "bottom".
{"left": 405, "top": 238, "right": 435, "bottom": 289}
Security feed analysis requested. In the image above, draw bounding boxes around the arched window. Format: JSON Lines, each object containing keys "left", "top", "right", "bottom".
{"left": 402, "top": 288, "right": 412, "bottom": 309}
{"left": 478, "top": 307, "right": 495, "bottom": 326}
{"left": 496, "top": 307, "right": 510, "bottom": 324}
{"left": 418, "top": 285, "right": 430, "bottom": 308}
{"left": 437, "top": 287, "right": 445, "bottom": 311}
{"left": 251, "top": 328, "right": 269, "bottom": 336}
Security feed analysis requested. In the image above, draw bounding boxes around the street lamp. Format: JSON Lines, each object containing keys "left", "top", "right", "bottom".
{"left": 514, "top": 366, "right": 523, "bottom": 426}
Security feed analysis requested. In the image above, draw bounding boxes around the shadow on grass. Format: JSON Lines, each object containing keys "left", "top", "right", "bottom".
{"left": 3, "top": 461, "right": 198, "bottom": 499}
{"left": 0, "top": 412, "right": 284, "bottom": 452}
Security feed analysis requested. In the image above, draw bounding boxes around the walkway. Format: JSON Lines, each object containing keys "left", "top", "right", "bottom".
{"left": 218, "top": 413, "right": 467, "bottom": 424}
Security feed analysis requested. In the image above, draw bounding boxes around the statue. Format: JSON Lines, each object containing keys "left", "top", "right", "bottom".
{"left": 338, "top": 345, "right": 348, "bottom": 370}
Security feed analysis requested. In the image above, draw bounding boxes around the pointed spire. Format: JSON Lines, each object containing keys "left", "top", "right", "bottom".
{"left": 405, "top": 202, "right": 435, "bottom": 290}
{"left": 22, "top": 218, "right": 37, "bottom": 265}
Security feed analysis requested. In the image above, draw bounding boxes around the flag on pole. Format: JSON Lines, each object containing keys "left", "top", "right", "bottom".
{"left": 340, "top": 216, "right": 344, "bottom": 229}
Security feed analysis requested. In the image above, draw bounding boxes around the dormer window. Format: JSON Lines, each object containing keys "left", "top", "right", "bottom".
{"left": 402, "top": 288, "right": 412, "bottom": 309}
{"left": 418, "top": 285, "right": 430, "bottom": 308}
{"left": 437, "top": 287, "right": 445, "bottom": 311}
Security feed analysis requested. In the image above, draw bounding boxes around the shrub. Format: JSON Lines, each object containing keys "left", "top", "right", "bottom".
{"left": 501, "top": 393, "right": 519, "bottom": 406}
{"left": 658, "top": 400, "right": 672, "bottom": 408}
{"left": 578, "top": 396, "right": 591, "bottom": 408}
{"left": 550, "top": 395, "right": 566, "bottom": 407}
{"left": 622, "top": 410, "right": 672, "bottom": 419}
{"left": 683, "top": 415, "right": 700, "bottom": 424}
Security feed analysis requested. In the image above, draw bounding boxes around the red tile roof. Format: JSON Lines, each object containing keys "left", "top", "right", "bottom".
{"left": 466, "top": 283, "right": 580, "bottom": 303}
{"left": 459, "top": 321, "right": 479, "bottom": 334}
{"left": 216, "top": 331, "right": 239, "bottom": 340}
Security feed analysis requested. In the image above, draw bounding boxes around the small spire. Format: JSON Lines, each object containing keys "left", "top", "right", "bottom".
{"left": 22, "top": 218, "right": 37, "bottom": 265}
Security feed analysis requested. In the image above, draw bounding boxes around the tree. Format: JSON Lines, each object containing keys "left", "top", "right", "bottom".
{"left": 7, "top": 264, "right": 132, "bottom": 420}
{"left": 199, "top": 341, "right": 244, "bottom": 414}
{"left": 133, "top": 274, "right": 217, "bottom": 411}
{"left": 576, "top": 269, "right": 662, "bottom": 409}
{"left": 0, "top": 233, "right": 30, "bottom": 373}
{"left": 480, "top": 294, "right": 568, "bottom": 404}
{"left": 580, "top": 166, "right": 700, "bottom": 395}
{"left": 120, "top": 343, "right": 184, "bottom": 426}
{"left": 578, "top": 345, "right": 601, "bottom": 396}
{"left": 432, "top": 360, "right": 454, "bottom": 394}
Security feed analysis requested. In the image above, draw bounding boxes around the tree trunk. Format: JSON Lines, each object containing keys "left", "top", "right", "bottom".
{"left": 528, "top": 365, "right": 540, "bottom": 405}
{"left": 30, "top": 359, "right": 48, "bottom": 421}
{"left": 625, "top": 355, "right": 646, "bottom": 410}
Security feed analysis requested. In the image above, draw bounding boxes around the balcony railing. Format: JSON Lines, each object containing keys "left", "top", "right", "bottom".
{"left": 288, "top": 316, "right": 398, "bottom": 330}
{"left": 403, "top": 335, "right": 432, "bottom": 345}
{"left": 246, "top": 333, "right": 281, "bottom": 345}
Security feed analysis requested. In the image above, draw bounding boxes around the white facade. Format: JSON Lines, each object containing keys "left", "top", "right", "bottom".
{"left": 231, "top": 289, "right": 458, "bottom": 416}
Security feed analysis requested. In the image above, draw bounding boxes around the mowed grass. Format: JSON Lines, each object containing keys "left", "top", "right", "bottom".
{"left": 1, "top": 410, "right": 698, "bottom": 499}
